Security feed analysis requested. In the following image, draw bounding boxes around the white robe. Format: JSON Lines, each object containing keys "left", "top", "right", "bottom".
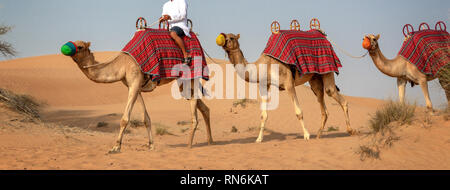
{"left": 162, "top": 0, "right": 191, "bottom": 38}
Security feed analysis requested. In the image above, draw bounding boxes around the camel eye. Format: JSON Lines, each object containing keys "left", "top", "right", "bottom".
{"left": 78, "top": 46, "right": 83, "bottom": 50}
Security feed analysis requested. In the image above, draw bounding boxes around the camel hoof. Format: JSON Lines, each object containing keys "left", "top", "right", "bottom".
{"left": 255, "top": 138, "right": 263, "bottom": 143}
{"left": 347, "top": 129, "right": 358, "bottom": 136}
{"left": 316, "top": 131, "right": 323, "bottom": 139}
{"left": 148, "top": 144, "right": 155, "bottom": 151}
{"left": 207, "top": 141, "right": 215, "bottom": 146}
{"left": 427, "top": 110, "right": 436, "bottom": 116}
{"left": 304, "top": 133, "right": 310, "bottom": 141}
{"left": 108, "top": 146, "right": 121, "bottom": 154}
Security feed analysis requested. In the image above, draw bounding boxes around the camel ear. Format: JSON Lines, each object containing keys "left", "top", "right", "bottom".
{"left": 375, "top": 34, "right": 380, "bottom": 40}
{"left": 86, "top": 42, "right": 91, "bottom": 49}
{"left": 236, "top": 34, "right": 240, "bottom": 39}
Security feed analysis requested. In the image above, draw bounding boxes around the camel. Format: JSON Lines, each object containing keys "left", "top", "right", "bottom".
{"left": 65, "top": 41, "right": 213, "bottom": 153}
{"left": 363, "top": 34, "right": 450, "bottom": 111}
{"left": 217, "top": 33, "right": 356, "bottom": 142}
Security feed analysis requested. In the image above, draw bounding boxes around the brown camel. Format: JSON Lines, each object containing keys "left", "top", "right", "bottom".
{"left": 363, "top": 34, "right": 450, "bottom": 111}
{"left": 66, "top": 41, "right": 213, "bottom": 153}
{"left": 217, "top": 33, "right": 356, "bottom": 142}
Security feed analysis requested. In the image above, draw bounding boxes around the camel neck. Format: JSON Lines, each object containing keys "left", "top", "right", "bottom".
{"left": 369, "top": 47, "right": 400, "bottom": 77}
{"left": 227, "top": 49, "right": 247, "bottom": 66}
{"left": 75, "top": 53, "right": 125, "bottom": 83}
{"left": 226, "top": 48, "right": 258, "bottom": 83}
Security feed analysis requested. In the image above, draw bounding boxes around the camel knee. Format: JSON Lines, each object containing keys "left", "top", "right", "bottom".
{"left": 120, "top": 118, "right": 129, "bottom": 127}
{"left": 322, "top": 112, "right": 328, "bottom": 120}
{"left": 296, "top": 112, "right": 304, "bottom": 120}
{"left": 342, "top": 100, "right": 348, "bottom": 109}
{"left": 325, "top": 87, "right": 335, "bottom": 97}
{"left": 261, "top": 111, "right": 268, "bottom": 121}
{"left": 191, "top": 119, "right": 198, "bottom": 129}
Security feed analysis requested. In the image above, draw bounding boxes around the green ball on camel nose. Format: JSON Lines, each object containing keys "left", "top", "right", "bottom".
{"left": 61, "top": 41, "right": 77, "bottom": 56}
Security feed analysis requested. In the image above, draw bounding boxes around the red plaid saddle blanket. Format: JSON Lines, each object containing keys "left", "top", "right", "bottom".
{"left": 262, "top": 30, "right": 342, "bottom": 76}
{"left": 398, "top": 30, "right": 450, "bottom": 77}
{"left": 122, "top": 28, "right": 209, "bottom": 81}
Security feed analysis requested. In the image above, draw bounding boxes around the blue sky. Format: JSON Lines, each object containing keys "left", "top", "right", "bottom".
{"left": 0, "top": 0, "right": 449, "bottom": 107}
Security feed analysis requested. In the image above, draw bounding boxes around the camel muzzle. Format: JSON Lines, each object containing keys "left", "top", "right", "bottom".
{"left": 61, "top": 41, "right": 77, "bottom": 56}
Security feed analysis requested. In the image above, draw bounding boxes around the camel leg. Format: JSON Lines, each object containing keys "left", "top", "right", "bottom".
{"left": 197, "top": 99, "right": 213, "bottom": 145}
{"left": 419, "top": 80, "right": 433, "bottom": 112}
{"left": 286, "top": 85, "right": 310, "bottom": 140}
{"left": 397, "top": 78, "right": 407, "bottom": 104}
{"left": 109, "top": 83, "right": 141, "bottom": 154}
{"left": 187, "top": 98, "right": 199, "bottom": 148}
{"left": 323, "top": 73, "right": 355, "bottom": 135}
{"left": 256, "top": 95, "right": 269, "bottom": 143}
{"left": 137, "top": 93, "right": 154, "bottom": 150}
{"left": 309, "top": 77, "right": 328, "bottom": 139}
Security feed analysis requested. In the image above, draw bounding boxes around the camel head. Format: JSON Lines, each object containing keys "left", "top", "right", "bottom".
{"left": 216, "top": 33, "right": 241, "bottom": 52}
{"left": 362, "top": 34, "right": 380, "bottom": 51}
{"left": 61, "top": 41, "right": 92, "bottom": 63}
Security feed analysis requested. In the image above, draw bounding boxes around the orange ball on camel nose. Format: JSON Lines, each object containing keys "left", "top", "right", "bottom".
{"left": 362, "top": 37, "right": 371, "bottom": 50}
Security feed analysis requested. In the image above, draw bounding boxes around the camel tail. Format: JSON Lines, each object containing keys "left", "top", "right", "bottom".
{"left": 199, "top": 81, "right": 210, "bottom": 98}
{"left": 409, "top": 80, "right": 418, "bottom": 88}
{"left": 335, "top": 85, "right": 340, "bottom": 92}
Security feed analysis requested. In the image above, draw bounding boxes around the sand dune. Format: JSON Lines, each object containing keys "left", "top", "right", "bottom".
{"left": 0, "top": 52, "right": 449, "bottom": 170}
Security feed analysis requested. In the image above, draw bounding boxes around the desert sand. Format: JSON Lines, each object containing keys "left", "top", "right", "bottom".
{"left": 0, "top": 52, "right": 449, "bottom": 170}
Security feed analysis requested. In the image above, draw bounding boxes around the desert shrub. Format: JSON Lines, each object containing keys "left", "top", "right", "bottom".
{"left": 443, "top": 107, "right": 450, "bottom": 121}
{"left": 0, "top": 26, "right": 16, "bottom": 57}
{"left": 326, "top": 126, "right": 339, "bottom": 132}
{"left": 231, "top": 126, "right": 238, "bottom": 133}
{"left": 369, "top": 101, "right": 415, "bottom": 134}
{"left": 232, "top": 98, "right": 257, "bottom": 108}
{"left": 96, "top": 121, "right": 108, "bottom": 128}
{"left": 357, "top": 145, "right": 380, "bottom": 161}
{"left": 129, "top": 120, "right": 143, "bottom": 128}
{"left": 357, "top": 101, "right": 412, "bottom": 161}
{"left": 154, "top": 123, "right": 174, "bottom": 136}
{"left": 0, "top": 88, "right": 40, "bottom": 118}
{"left": 177, "top": 120, "right": 191, "bottom": 126}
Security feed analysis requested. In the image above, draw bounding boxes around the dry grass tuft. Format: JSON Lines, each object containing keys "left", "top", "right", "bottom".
{"left": 231, "top": 126, "right": 238, "bottom": 133}
{"left": 356, "top": 145, "right": 380, "bottom": 160}
{"left": 357, "top": 101, "right": 414, "bottom": 161}
{"left": 326, "top": 126, "right": 339, "bottom": 132}
{"left": 129, "top": 120, "right": 143, "bottom": 128}
{"left": 154, "top": 123, "right": 174, "bottom": 136}
{"left": 368, "top": 101, "right": 415, "bottom": 134}
{"left": 96, "top": 121, "right": 108, "bottom": 128}
{"left": 0, "top": 88, "right": 41, "bottom": 118}
{"left": 232, "top": 98, "right": 257, "bottom": 108}
{"left": 443, "top": 107, "right": 450, "bottom": 121}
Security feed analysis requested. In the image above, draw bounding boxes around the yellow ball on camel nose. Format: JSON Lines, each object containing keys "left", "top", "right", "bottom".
{"left": 216, "top": 34, "right": 225, "bottom": 46}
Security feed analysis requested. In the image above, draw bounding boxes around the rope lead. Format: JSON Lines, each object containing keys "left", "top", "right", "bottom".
{"left": 327, "top": 37, "right": 369, "bottom": 59}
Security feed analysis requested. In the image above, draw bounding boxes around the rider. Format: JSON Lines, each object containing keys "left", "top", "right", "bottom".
{"left": 160, "top": 0, "right": 191, "bottom": 64}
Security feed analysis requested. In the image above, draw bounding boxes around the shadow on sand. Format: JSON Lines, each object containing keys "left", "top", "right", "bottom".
{"left": 169, "top": 130, "right": 352, "bottom": 148}
{"left": 41, "top": 109, "right": 122, "bottom": 133}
